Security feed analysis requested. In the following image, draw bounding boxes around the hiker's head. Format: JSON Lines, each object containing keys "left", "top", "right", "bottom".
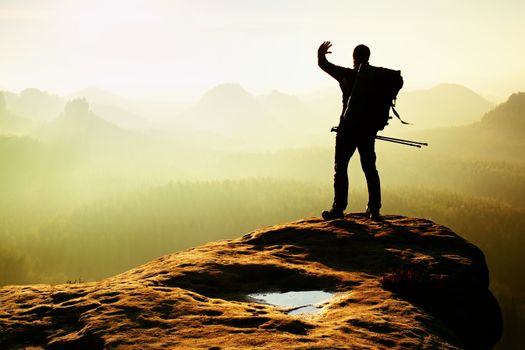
{"left": 353, "top": 44, "right": 370, "bottom": 68}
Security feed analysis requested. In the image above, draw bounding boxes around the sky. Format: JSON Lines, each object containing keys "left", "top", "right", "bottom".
{"left": 0, "top": 0, "right": 524, "bottom": 102}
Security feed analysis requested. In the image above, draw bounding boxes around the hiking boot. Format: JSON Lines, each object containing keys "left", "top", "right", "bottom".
{"left": 366, "top": 207, "right": 381, "bottom": 220}
{"left": 322, "top": 209, "right": 344, "bottom": 220}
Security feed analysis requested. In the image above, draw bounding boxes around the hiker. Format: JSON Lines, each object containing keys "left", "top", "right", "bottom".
{"left": 318, "top": 41, "right": 381, "bottom": 220}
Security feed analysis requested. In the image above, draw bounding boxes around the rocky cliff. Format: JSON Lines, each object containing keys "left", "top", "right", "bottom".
{"left": 0, "top": 214, "right": 502, "bottom": 349}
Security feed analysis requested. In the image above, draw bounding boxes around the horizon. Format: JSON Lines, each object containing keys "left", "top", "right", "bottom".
{"left": 1, "top": 81, "right": 517, "bottom": 106}
{"left": 1, "top": 0, "right": 524, "bottom": 102}
{"left": 0, "top": 81, "right": 504, "bottom": 131}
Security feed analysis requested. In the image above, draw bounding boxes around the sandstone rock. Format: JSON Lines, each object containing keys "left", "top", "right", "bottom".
{"left": 0, "top": 214, "right": 502, "bottom": 349}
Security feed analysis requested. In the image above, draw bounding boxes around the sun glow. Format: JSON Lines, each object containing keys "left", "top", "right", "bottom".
{"left": 0, "top": 0, "right": 524, "bottom": 100}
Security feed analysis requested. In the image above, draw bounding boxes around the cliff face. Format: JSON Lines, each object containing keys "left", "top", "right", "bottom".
{"left": 0, "top": 214, "right": 502, "bottom": 349}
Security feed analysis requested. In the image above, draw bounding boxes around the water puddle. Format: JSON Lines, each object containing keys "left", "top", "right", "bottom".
{"left": 247, "top": 290, "right": 334, "bottom": 315}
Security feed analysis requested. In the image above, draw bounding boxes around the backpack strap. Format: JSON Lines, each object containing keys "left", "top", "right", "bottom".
{"left": 391, "top": 99, "right": 411, "bottom": 125}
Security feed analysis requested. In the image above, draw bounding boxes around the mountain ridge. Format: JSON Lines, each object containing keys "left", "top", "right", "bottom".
{"left": 395, "top": 83, "right": 494, "bottom": 129}
{"left": 399, "top": 90, "right": 525, "bottom": 163}
{"left": 480, "top": 92, "right": 525, "bottom": 133}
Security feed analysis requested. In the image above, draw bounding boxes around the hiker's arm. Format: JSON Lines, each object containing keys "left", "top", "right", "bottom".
{"left": 318, "top": 41, "right": 346, "bottom": 81}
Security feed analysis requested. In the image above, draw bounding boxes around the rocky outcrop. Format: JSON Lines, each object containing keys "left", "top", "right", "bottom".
{"left": 0, "top": 214, "right": 502, "bottom": 349}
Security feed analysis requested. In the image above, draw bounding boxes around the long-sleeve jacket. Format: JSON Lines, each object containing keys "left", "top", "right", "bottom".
{"left": 317, "top": 53, "right": 356, "bottom": 118}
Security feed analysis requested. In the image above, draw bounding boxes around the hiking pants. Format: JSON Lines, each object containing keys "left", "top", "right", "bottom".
{"left": 332, "top": 127, "right": 381, "bottom": 212}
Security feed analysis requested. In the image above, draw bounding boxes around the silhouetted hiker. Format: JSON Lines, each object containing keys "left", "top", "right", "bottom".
{"left": 318, "top": 41, "right": 381, "bottom": 220}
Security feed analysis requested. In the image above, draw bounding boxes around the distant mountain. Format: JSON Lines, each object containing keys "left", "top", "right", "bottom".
{"left": 35, "top": 99, "right": 133, "bottom": 152}
{"left": 3, "top": 87, "right": 152, "bottom": 130}
{"left": 69, "top": 87, "right": 133, "bottom": 109}
{"left": 70, "top": 87, "right": 153, "bottom": 129}
{"left": 200, "top": 83, "right": 273, "bottom": 129}
{"left": 299, "top": 84, "right": 494, "bottom": 132}
{"left": 3, "top": 88, "right": 64, "bottom": 122}
{"left": 396, "top": 84, "right": 494, "bottom": 129}
{"left": 88, "top": 103, "right": 154, "bottom": 129}
{"left": 177, "top": 83, "right": 279, "bottom": 141}
{"left": 177, "top": 82, "right": 496, "bottom": 150}
{"left": 174, "top": 84, "right": 338, "bottom": 150}
{"left": 259, "top": 90, "right": 332, "bottom": 146}
{"left": 480, "top": 92, "right": 525, "bottom": 134}
{"left": 261, "top": 90, "right": 305, "bottom": 114}
{"left": 404, "top": 92, "right": 525, "bottom": 162}
{"left": 260, "top": 90, "right": 314, "bottom": 127}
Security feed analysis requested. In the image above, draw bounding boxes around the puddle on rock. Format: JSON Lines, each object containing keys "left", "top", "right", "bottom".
{"left": 247, "top": 290, "right": 334, "bottom": 315}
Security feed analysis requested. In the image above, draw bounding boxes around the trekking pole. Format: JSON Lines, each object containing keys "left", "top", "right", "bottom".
{"left": 376, "top": 135, "right": 428, "bottom": 148}
{"left": 376, "top": 137, "right": 422, "bottom": 148}
{"left": 376, "top": 135, "right": 428, "bottom": 145}
{"left": 330, "top": 126, "right": 428, "bottom": 148}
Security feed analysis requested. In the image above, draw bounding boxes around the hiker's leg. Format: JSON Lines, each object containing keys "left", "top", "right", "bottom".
{"left": 333, "top": 130, "right": 357, "bottom": 212}
{"left": 358, "top": 132, "right": 381, "bottom": 212}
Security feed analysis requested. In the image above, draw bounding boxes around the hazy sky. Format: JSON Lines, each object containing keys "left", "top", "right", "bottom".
{"left": 1, "top": 0, "right": 524, "bottom": 101}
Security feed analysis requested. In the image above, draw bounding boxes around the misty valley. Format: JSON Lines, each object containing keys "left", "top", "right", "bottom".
{"left": 1, "top": 84, "right": 524, "bottom": 349}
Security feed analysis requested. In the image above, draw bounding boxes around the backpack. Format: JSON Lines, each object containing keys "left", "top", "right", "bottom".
{"left": 343, "top": 64, "right": 406, "bottom": 130}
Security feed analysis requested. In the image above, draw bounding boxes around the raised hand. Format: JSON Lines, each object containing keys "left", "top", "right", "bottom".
{"left": 318, "top": 41, "right": 333, "bottom": 55}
